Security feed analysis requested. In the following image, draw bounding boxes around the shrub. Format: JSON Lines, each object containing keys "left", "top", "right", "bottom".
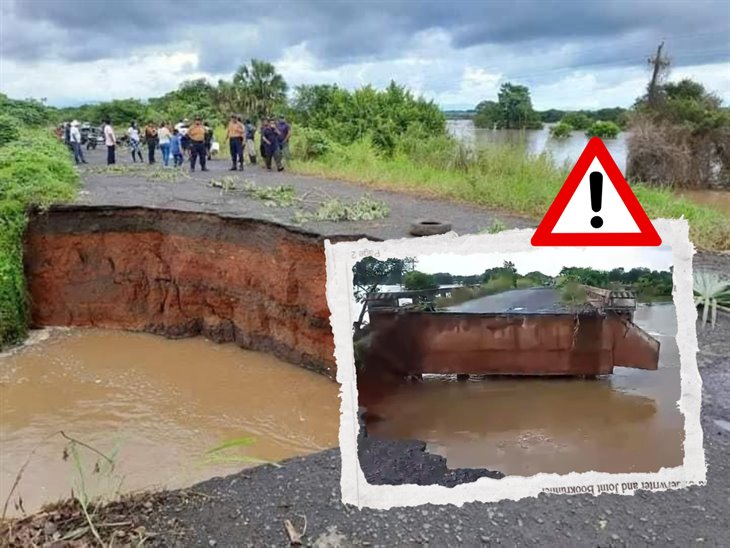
{"left": 560, "top": 112, "right": 592, "bottom": 130}
{"left": 0, "top": 128, "right": 79, "bottom": 349}
{"left": 370, "top": 124, "right": 397, "bottom": 157}
{"left": 291, "top": 127, "right": 332, "bottom": 160}
{"left": 403, "top": 271, "right": 438, "bottom": 290}
{"left": 560, "top": 281, "right": 587, "bottom": 304}
{"left": 550, "top": 121, "right": 573, "bottom": 139}
{"left": 0, "top": 115, "right": 21, "bottom": 147}
{"left": 586, "top": 120, "right": 620, "bottom": 139}
{"left": 516, "top": 277, "right": 539, "bottom": 289}
{"left": 482, "top": 274, "right": 515, "bottom": 294}
{"left": 0, "top": 94, "right": 53, "bottom": 126}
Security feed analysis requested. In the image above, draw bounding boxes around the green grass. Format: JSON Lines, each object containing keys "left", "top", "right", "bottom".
{"left": 0, "top": 128, "right": 79, "bottom": 348}
{"left": 289, "top": 135, "right": 730, "bottom": 251}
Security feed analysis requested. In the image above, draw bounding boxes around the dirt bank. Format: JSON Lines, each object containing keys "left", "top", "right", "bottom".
{"left": 23, "top": 205, "right": 371, "bottom": 378}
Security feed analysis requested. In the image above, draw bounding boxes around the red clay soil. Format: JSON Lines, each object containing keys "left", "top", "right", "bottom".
{"left": 24, "top": 206, "right": 367, "bottom": 378}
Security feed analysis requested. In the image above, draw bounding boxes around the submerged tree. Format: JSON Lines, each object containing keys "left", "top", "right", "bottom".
{"left": 474, "top": 83, "right": 543, "bottom": 130}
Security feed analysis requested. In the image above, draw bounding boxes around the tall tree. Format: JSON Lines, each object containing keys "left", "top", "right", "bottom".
{"left": 351, "top": 257, "right": 416, "bottom": 333}
{"left": 232, "top": 59, "right": 288, "bottom": 119}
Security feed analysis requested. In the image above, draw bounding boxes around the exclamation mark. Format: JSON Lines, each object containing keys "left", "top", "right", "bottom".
{"left": 590, "top": 171, "right": 603, "bottom": 228}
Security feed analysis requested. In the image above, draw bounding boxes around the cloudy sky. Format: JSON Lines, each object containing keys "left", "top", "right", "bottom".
{"left": 1, "top": 0, "right": 728, "bottom": 109}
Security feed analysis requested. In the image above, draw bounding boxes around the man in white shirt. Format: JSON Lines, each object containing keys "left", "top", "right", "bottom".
{"left": 69, "top": 120, "right": 87, "bottom": 165}
{"left": 103, "top": 119, "right": 116, "bottom": 165}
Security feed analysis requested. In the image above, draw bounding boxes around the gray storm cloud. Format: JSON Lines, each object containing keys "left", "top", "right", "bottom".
{"left": 1, "top": 0, "right": 728, "bottom": 74}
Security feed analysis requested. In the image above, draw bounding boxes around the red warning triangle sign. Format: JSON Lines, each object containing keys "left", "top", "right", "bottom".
{"left": 531, "top": 137, "right": 661, "bottom": 246}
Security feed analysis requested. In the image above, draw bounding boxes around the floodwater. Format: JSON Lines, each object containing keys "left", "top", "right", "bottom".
{"left": 447, "top": 119, "right": 629, "bottom": 172}
{"left": 0, "top": 330, "right": 339, "bottom": 515}
{"left": 447, "top": 120, "right": 729, "bottom": 214}
{"left": 363, "top": 303, "right": 684, "bottom": 476}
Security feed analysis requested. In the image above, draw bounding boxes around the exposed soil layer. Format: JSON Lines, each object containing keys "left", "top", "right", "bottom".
{"left": 23, "top": 205, "right": 371, "bottom": 378}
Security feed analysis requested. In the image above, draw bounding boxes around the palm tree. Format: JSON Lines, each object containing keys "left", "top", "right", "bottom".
{"left": 231, "top": 59, "right": 288, "bottom": 120}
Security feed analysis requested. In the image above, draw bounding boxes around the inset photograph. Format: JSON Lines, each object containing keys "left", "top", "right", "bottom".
{"left": 345, "top": 243, "right": 688, "bottom": 488}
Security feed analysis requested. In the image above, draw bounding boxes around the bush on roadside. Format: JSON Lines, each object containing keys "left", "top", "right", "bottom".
{"left": 0, "top": 128, "right": 79, "bottom": 349}
{"left": 482, "top": 274, "right": 515, "bottom": 294}
{"left": 291, "top": 127, "right": 333, "bottom": 160}
{"left": 0, "top": 94, "right": 54, "bottom": 126}
{"left": 0, "top": 114, "right": 21, "bottom": 147}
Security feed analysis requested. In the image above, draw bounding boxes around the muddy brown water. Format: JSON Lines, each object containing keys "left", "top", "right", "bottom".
{"left": 364, "top": 304, "right": 684, "bottom": 476}
{"left": 0, "top": 330, "right": 339, "bottom": 516}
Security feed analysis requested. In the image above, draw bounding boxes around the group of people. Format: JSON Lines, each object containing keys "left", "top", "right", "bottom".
{"left": 224, "top": 115, "right": 290, "bottom": 172}
{"left": 125, "top": 119, "right": 215, "bottom": 168}
{"left": 80, "top": 115, "right": 290, "bottom": 174}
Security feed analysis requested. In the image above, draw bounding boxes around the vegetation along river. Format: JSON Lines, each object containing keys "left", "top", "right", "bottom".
{"left": 365, "top": 303, "right": 684, "bottom": 476}
{"left": 447, "top": 120, "right": 730, "bottom": 216}
{"left": 0, "top": 330, "right": 339, "bottom": 516}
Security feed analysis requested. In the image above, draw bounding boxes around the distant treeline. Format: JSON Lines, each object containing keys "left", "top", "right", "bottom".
{"left": 444, "top": 106, "right": 629, "bottom": 127}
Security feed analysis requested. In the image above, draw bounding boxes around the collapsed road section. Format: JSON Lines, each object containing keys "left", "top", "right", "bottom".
{"left": 23, "top": 205, "right": 367, "bottom": 378}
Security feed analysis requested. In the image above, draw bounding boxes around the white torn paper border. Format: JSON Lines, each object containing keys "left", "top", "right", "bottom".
{"left": 324, "top": 219, "right": 705, "bottom": 509}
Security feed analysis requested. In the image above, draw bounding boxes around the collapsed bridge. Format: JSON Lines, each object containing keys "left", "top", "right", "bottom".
{"left": 359, "top": 286, "right": 660, "bottom": 377}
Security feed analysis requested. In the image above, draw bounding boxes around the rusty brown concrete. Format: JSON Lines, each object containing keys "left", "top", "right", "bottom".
{"left": 362, "top": 309, "right": 659, "bottom": 377}
{"left": 611, "top": 315, "right": 661, "bottom": 370}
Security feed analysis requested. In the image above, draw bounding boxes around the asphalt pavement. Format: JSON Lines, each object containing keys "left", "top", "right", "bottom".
{"left": 447, "top": 287, "right": 564, "bottom": 313}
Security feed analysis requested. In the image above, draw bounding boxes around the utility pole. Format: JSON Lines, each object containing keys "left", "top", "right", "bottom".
{"left": 647, "top": 41, "right": 670, "bottom": 108}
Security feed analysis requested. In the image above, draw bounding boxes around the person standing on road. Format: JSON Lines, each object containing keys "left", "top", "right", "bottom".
{"left": 158, "top": 122, "right": 172, "bottom": 167}
{"left": 262, "top": 118, "right": 283, "bottom": 172}
{"left": 244, "top": 118, "right": 257, "bottom": 165}
{"left": 127, "top": 121, "right": 144, "bottom": 163}
{"left": 144, "top": 121, "right": 158, "bottom": 164}
{"left": 225, "top": 115, "right": 244, "bottom": 171}
{"left": 276, "top": 116, "right": 291, "bottom": 160}
{"left": 69, "top": 120, "right": 87, "bottom": 165}
{"left": 203, "top": 121, "right": 214, "bottom": 161}
{"left": 170, "top": 129, "right": 183, "bottom": 167}
{"left": 187, "top": 117, "right": 208, "bottom": 172}
{"left": 63, "top": 122, "right": 71, "bottom": 148}
{"left": 103, "top": 119, "right": 116, "bottom": 165}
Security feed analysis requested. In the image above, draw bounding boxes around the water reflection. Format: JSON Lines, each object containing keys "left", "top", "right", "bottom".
{"left": 447, "top": 119, "right": 630, "bottom": 173}
{"left": 362, "top": 304, "right": 683, "bottom": 476}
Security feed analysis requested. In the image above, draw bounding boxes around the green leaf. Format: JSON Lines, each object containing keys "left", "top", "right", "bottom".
{"left": 206, "top": 436, "right": 257, "bottom": 455}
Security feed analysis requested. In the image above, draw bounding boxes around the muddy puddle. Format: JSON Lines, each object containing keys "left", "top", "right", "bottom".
{"left": 363, "top": 304, "right": 684, "bottom": 476}
{"left": 0, "top": 330, "right": 339, "bottom": 516}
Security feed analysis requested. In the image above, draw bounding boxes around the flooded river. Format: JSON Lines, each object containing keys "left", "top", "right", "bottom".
{"left": 0, "top": 330, "right": 339, "bottom": 515}
{"left": 447, "top": 120, "right": 730, "bottom": 215}
{"left": 364, "top": 303, "right": 684, "bottom": 476}
{"left": 447, "top": 119, "right": 629, "bottom": 172}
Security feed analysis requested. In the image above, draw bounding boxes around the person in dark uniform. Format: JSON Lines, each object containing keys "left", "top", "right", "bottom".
{"left": 261, "top": 119, "right": 283, "bottom": 171}
{"left": 204, "top": 121, "right": 214, "bottom": 160}
{"left": 187, "top": 117, "right": 208, "bottom": 172}
{"left": 244, "top": 118, "right": 257, "bottom": 165}
{"left": 143, "top": 121, "right": 158, "bottom": 164}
